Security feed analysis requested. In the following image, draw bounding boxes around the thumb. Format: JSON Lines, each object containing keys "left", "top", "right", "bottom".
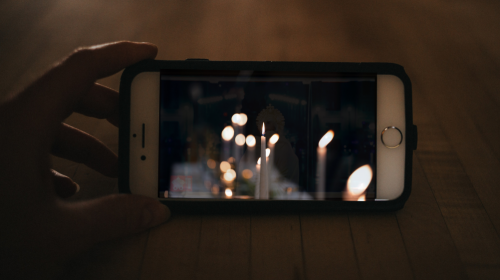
{"left": 66, "top": 194, "right": 170, "bottom": 248}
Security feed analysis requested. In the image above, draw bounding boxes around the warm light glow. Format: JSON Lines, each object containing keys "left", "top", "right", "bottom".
{"left": 235, "top": 134, "right": 246, "bottom": 146}
{"left": 246, "top": 135, "right": 256, "bottom": 147}
{"left": 224, "top": 169, "right": 236, "bottom": 181}
{"left": 347, "top": 164, "right": 373, "bottom": 196}
{"left": 222, "top": 126, "right": 234, "bottom": 141}
{"left": 318, "top": 130, "right": 334, "bottom": 148}
{"left": 242, "top": 169, "right": 253, "bottom": 179}
{"left": 238, "top": 113, "right": 248, "bottom": 126}
{"left": 220, "top": 161, "right": 231, "bottom": 172}
{"left": 262, "top": 123, "right": 265, "bottom": 135}
{"left": 211, "top": 185, "right": 219, "bottom": 195}
{"left": 266, "top": 148, "right": 270, "bottom": 157}
{"left": 228, "top": 157, "right": 235, "bottom": 163}
{"left": 207, "top": 159, "right": 216, "bottom": 169}
{"left": 225, "top": 188, "right": 233, "bottom": 197}
{"left": 357, "top": 194, "right": 366, "bottom": 201}
{"left": 257, "top": 157, "right": 261, "bottom": 165}
{"left": 270, "top": 134, "right": 279, "bottom": 145}
{"left": 231, "top": 114, "right": 241, "bottom": 124}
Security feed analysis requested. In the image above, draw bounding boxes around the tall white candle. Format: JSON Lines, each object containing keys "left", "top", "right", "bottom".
{"left": 268, "top": 134, "right": 279, "bottom": 183}
{"left": 255, "top": 157, "right": 261, "bottom": 198}
{"left": 246, "top": 135, "right": 256, "bottom": 182}
{"left": 221, "top": 126, "right": 234, "bottom": 161}
{"left": 260, "top": 123, "right": 268, "bottom": 199}
{"left": 316, "top": 130, "right": 334, "bottom": 200}
{"left": 232, "top": 114, "right": 245, "bottom": 164}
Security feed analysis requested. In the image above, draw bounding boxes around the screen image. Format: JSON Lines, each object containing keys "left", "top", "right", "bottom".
{"left": 159, "top": 70, "right": 376, "bottom": 200}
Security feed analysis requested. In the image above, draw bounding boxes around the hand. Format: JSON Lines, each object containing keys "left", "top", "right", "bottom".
{"left": 0, "top": 41, "right": 170, "bottom": 279}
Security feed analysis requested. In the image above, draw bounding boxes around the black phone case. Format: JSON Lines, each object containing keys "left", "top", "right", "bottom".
{"left": 119, "top": 60, "right": 417, "bottom": 214}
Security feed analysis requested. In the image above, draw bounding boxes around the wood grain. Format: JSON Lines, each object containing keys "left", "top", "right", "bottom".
{"left": 194, "top": 215, "right": 251, "bottom": 280}
{"left": 396, "top": 156, "right": 467, "bottom": 280}
{"left": 250, "top": 215, "right": 305, "bottom": 280}
{"left": 300, "top": 214, "right": 360, "bottom": 280}
{"left": 140, "top": 215, "right": 202, "bottom": 280}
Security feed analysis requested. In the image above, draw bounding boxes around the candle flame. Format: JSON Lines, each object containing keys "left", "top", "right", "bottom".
{"left": 235, "top": 134, "right": 246, "bottom": 146}
{"left": 262, "top": 123, "right": 265, "bottom": 135}
{"left": 318, "top": 130, "right": 334, "bottom": 148}
{"left": 270, "top": 134, "right": 279, "bottom": 145}
{"left": 246, "top": 135, "right": 256, "bottom": 147}
{"left": 222, "top": 126, "right": 234, "bottom": 141}
{"left": 266, "top": 148, "right": 270, "bottom": 157}
{"left": 346, "top": 164, "right": 373, "bottom": 196}
{"left": 225, "top": 188, "right": 233, "bottom": 197}
{"left": 257, "top": 157, "right": 261, "bottom": 165}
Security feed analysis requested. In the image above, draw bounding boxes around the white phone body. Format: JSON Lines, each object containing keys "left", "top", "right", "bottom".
{"left": 128, "top": 71, "right": 405, "bottom": 201}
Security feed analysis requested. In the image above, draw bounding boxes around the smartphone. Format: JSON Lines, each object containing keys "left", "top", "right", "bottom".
{"left": 119, "top": 60, "right": 417, "bottom": 212}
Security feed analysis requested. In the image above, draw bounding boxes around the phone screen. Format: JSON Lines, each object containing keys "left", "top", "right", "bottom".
{"left": 159, "top": 70, "right": 376, "bottom": 200}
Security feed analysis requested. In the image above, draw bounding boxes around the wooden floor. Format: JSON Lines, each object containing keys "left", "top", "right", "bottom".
{"left": 2, "top": 0, "right": 500, "bottom": 279}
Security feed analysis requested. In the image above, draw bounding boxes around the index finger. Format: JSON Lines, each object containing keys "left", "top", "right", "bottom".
{"left": 18, "top": 41, "right": 157, "bottom": 133}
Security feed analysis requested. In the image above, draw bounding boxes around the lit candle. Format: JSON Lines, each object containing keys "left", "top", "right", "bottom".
{"left": 316, "top": 130, "right": 334, "bottom": 200}
{"left": 221, "top": 126, "right": 234, "bottom": 161}
{"left": 246, "top": 135, "right": 256, "bottom": 183}
{"left": 255, "top": 157, "right": 261, "bottom": 198}
{"left": 268, "top": 134, "right": 279, "bottom": 182}
{"left": 232, "top": 114, "right": 245, "bottom": 164}
{"left": 260, "top": 123, "right": 268, "bottom": 199}
{"left": 344, "top": 164, "right": 373, "bottom": 201}
{"left": 234, "top": 133, "right": 245, "bottom": 170}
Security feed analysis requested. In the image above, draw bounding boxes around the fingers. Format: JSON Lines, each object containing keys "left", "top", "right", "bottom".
{"left": 52, "top": 169, "right": 79, "bottom": 198}
{"left": 52, "top": 123, "right": 118, "bottom": 177}
{"left": 75, "top": 83, "right": 119, "bottom": 127}
{"left": 65, "top": 194, "right": 170, "bottom": 249}
{"left": 19, "top": 41, "right": 157, "bottom": 133}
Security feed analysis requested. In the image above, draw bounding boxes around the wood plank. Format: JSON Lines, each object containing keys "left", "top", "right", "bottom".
{"left": 349, "top": 213, "right": 413, "bottom": 280}
{"left": 300, "top": 214, "right": 360, "bottom": 280}
{"left": 413, "top": 78, "right": 500, "bottom": 278}
{"left": 140, "top": 215, "right": 202, "bottom": 280}
{"left": 415, "top": 123, "right": 500, "bottom": 271}
{"left": 195, "top": 215, "right": 251, "bottom": 280}
{"left": 250, "top": 215, "right": 305, "bottom": 280}
{"left": 396, "top": 156, "right": 467, "bottom": 279}
{"left": 60, "top": 230, "right": 149, "bottom": 280}
{"left": 385, "top": 0, "right": 500, "bottom": 234}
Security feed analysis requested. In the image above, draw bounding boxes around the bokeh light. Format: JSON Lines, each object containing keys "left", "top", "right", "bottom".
{"left": 246, "top": 135, "right": 256, "bottom": 147}
{"left": 222, "top": 126, "right": 234, "bottom": 141}
{"left": 242, "top": 169, "right": 253, "bottom": 179}
{"left": 220, "top": 161, "right": 231, "bottom": 172}
{"left": 235, "top": 134, "right": 246, "bottom": 146}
